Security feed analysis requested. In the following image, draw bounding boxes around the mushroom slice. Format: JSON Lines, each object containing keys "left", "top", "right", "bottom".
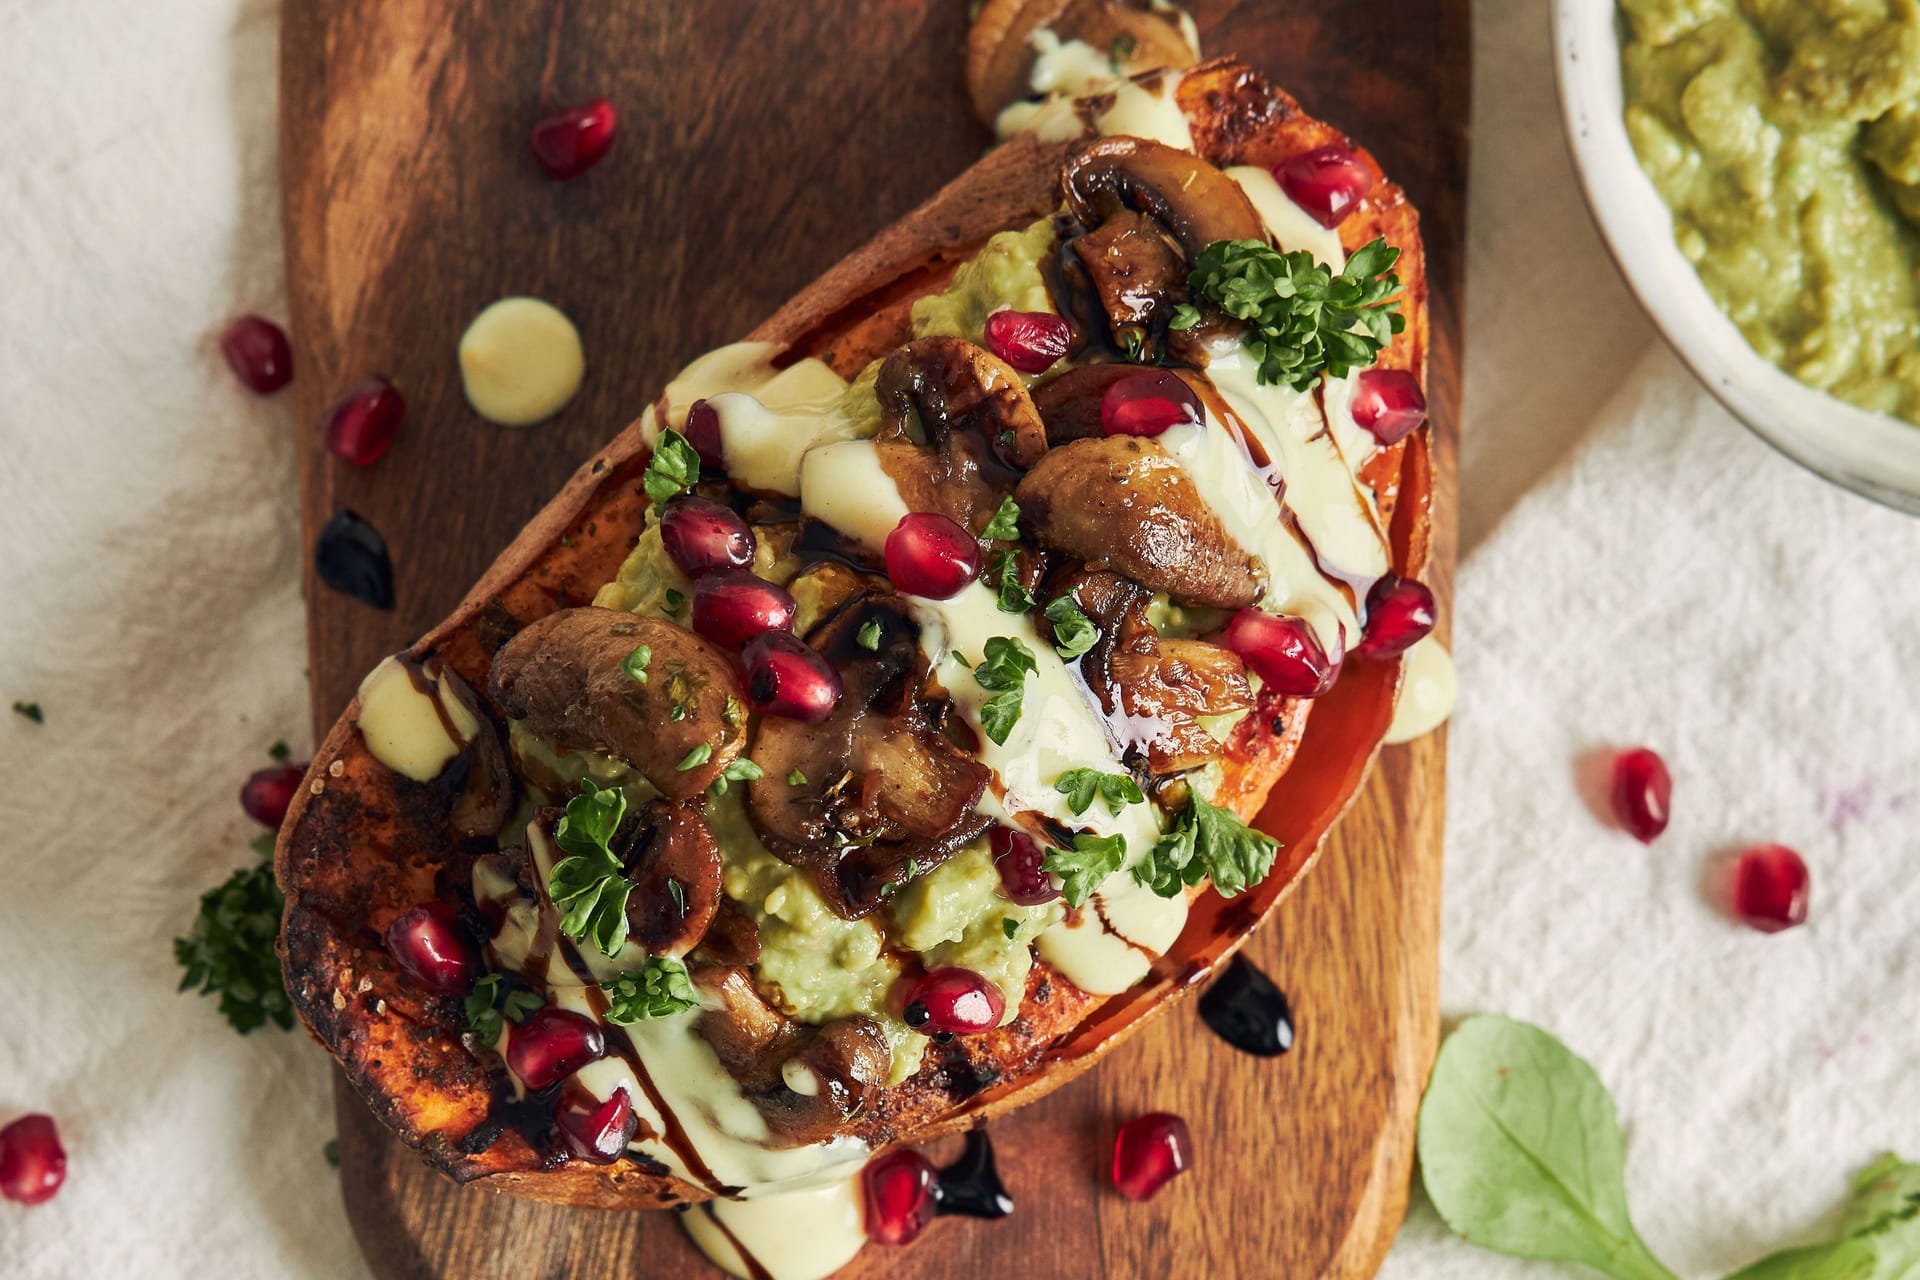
{"left": 876, "top": 336, "right": 1049, "bottom": 485}
{"left": 745, "top": 597, "right": 992, "bottom": 918}
{"left": 1068, "top": 209, "right": 1190, "bottom": 362}
{"left": 1062, "top": 136, "right": 1266, "bottom": 262}
{"left": 1015, "top": 435, "right": 1261, "bottom": 611}
{"left": 965, "top": 0, "right": 1199, "bottom": 125}
{"left": 489, "top": 607, "right": 747, "bottom": 803}
{"left": 1032, "top": 362, "right": 1140, "bottom": 444}
{"left": 692, "top": 967, "right": 891, "bottom": 1147}
{"left": 622, "top": 802, "right": 722, "bottom": 958}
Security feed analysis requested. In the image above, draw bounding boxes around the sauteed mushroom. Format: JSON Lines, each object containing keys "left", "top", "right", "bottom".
{"left": 622, "top": 802, "right": 722, "bottom": 958}
{"left": 1015, "top": 434, "right": 1261, "bottom": 610}
{"left": 965, "top": 0, "right": 1198, "bottom": 125}
{"left": 1068, "top": 210, "right": 1190, "bottom": 361}
{"left": 873, "top": 336, "right": 1050, "bottom": 514}
{"left": 1031, "top": 363, "right": 1140, "bottom": 444}
{"left": 1063, "top": 136, "right": 1266, "bottom": 261}
{"left": 489, "top": 607, "right": 747, "bottom": 802}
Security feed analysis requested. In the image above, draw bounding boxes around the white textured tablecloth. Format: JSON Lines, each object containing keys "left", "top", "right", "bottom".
{"left": 2, "top": 2, "right": 1916, "bottom": 1276}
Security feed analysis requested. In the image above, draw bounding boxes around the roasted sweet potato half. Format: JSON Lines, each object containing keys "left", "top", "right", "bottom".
{"left": 277, "top": 58, "right": 1432, "bottom": 1210}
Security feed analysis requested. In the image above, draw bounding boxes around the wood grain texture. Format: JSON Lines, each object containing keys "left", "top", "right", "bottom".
{"left": 281, "top": 2, "right": 1468, "bottom": 1276}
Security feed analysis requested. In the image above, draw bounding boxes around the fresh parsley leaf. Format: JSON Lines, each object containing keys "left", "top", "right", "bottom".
{"left": 1044, "top": 596, "right": 1099, "bottom": 660}
{"left": 1109, "top": 32, "right": 1137, "bottom": 67}
{"left": 1724, "top": 1153, "right": 1920, "bottom": 1279}
{"left": 981, "top": 496, "right": 1021, "bottom": 542}
{"left": 174, "top": 847, "right": 293, "bottom": 1034}
{"left": 11, "top": 700, "right": 43, "bottom": 724}
{"left": 1002, "top": 916, "right": 1020, "bottom": 940}
{"left": 549, "top": 779, "right": 633, "bottom": 957}
{"left": 706, "top": 756, "right": 763, "bottom": 797}
{"left": 268, "top": 739, "right": 290, "bottom": 761}
{"left": 986, "top": 550, "right": 1036, "bottom": 614}
{"left": 663, "top": 587, "right": 688, "bottom": 617}
{"left": 1134, "top": 793, "right": 1278, "bottom": 899}
{"left": 465, "top": 973, "right": 542, "bottom": 1044}
{"left": 606, "top": 956, "right": 699, "bottom": 1024}
{"left": 676, "top": 743, "right": 713, "bottom": 771}
{"left": 970, "top": 636, "right": 1036, "bottom": 745}
{"left": 621, "top": 643, "right": 651, "bottom": 684}
{"left": 1043, "top": 833, "right": 1127, "bottom": 909}
{"left": 787, "top": 768, "right": 808, "bottom": 786}
{"left": 666, "top": 877, "right": 687, "bottom": 918}
{"left": 324, "top": 1139, "right": 340, "bottom": 1169}
{"left": 644, "top": 429, "right": 702, "bottom": 507}
{"left": 1188, "top": 236, "right": 1405, "bottom": 389}
{"left": 1168, "top": 302, "right": 1203, "bottom": 331}
{"left": 1054, "top": 768, "right": 1145, "bottom": 817}
{"left": 1417, "top": 1016, "right": 1681, "bottom": 1280}
{"left": 857, "top": 619, "right": 883, "bottom": 651}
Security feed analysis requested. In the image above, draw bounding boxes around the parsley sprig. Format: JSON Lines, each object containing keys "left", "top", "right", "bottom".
{"left": 644, "top": 429, "right": 702, "bottom": 507}
{"left": 1172, "top": 237, "right": 1404, "bottom": 390}
{"left": 980, "top": 496, "right": 1021, "bottom": 542}
{"left": 707, "top": 756, "right": 763, "bottom": 798}
{"left": 1044, "top": 596, "right": 1098, "bottom": 660}
{"left": 548, "top": 779, "right": 633, "bottom": 957}
{"left": 968, "top": 636, "right": 1037, "bottom": 745}
{"left": 1042, "top": 833, "right": 1128, "bottom": 908}
{"left": 607, "top": 956, "right": 699, "bottom": 1023}
{"left": 174, "top": 835, "right": 293, "bottom": 1034}
{"left": 1055, "top": 768, "right": 1145, "bottom": 817}
{"left": 465, "top": 973, "right": 542, "bottom": 1044}
{"left": 1134, "top": 793, "right": 1279, "bottom": 899}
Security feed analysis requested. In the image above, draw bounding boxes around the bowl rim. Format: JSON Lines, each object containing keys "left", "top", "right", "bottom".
{"left": 1549, "top": 0, "right": 1920, "bottom": 516}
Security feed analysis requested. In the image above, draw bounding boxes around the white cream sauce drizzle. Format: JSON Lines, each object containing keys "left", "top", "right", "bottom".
{"left": 355, "top": 656, "right": 480, "bottom": 781}
{"left": 638, "top": 343, "right": 854, "bottom": 498}
{"left": 457, "top": 296, "right": 585, "bottom": 427}
{"left": 1383, "top": 636, "right": 1456, "bottom": 745}
{"left": 682, "top": 1170, "right": 869, "bottom": 1280}
{"left": 1224, "top": 165, "right": 1346, "bottom": 273}
{"left": 992, "top": 28, "right": 1192, "bottom": 150}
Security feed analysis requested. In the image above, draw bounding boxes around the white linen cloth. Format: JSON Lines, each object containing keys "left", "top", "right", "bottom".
{"left": 0, "top": 2, "right": 1914, "bottom": 1277}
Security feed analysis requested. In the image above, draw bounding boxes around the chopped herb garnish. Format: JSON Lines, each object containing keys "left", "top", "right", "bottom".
{"left": 676, "top": 743, "right": 713, "bottom": 771}
{"left": 643, "top": 429, "right": 702, "bottom": 507}
{"left": 606, "top": 956, "right": 699, "bottom": 1024}
{"left": 1120, "top": 329, "right": 1147, "bottom": 362}
{"left": 324, "top": 1139, "right": 340, "bottom": 1168}
{"left": 548, "top": 779, "right": 633, "bottom": 956}
{"left": 1054, "top": 768, "right": 1146, "bottom": 818}
{"left": 981, "top": 496, "right": 1022, "bottom": 542}
{"left": 986, "top": 550, "right": 1036, "bottom": 614}
{"left": 1134, "top": 793, "right": 1279, "bottom": 899}
{"left": 465, "top": 973, "right": 542, "bottom": 1044}
{"left": 11, "top": 701, "right": 43, "bottom": 724}
{"left": 621, "top": 643, "right": 652, "bottom": 684}
{"left": 1043, "top": 833, "right": 1128, "bottom": 909}
{"left": 1044, "top": 596, "right": 1099, "bottom": 660}
{"left": 706, "top": 756, "right": 763, "bottom": 797}
{"left": 670, "top": 703, "right": 689, "bottom": 722}
{"left": 787, "top": 768, "right": 808, "bottom": 786}
{"left": 1109, "top": 32, "right": 1137, "bottom": 67}
{"left": 174, "top": 842, "right": 293, "bottom": 1034}
{"left": 268, "top": 739, "right": 290, "bottom": 761}
{"left": 857, "top": 618, "right": 883, "bottom": 651}
{"left": 1003, "top": 916, "right": 1020, "bottom": 940}
{"left": 663, "top": 587, "right": 688, "bottom": 617}
{"left": 1186, "top": 237, "right": 1405, "bottom": 389}
{"left": 1168, "top": 302, "right": 1203, "bottom": 331}
{"left": 970, "top": 636, "right": 1037, "bottom": 746}
{"left": 666, "top": 877, "right": 687, "bottom": 917}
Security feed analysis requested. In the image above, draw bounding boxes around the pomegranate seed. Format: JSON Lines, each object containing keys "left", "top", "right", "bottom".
{"left": 683, "top": 400, "right": 725, "bottom": 470}
{"left": 220, "top": 315, "right": 292, "bottom": 394}
{"left": 1356, "top": 574, "right": 1437, "bottom": 660}
{"left": 884, "top": 512, "right": 980, "bottom": 599}
{"left": 1276, "top": 145, "right": 1373, "bottom": 229}
{"left": 743, "top": 631, "right": 842, "bottom": 723}
{"left": 1730, "top": 844, "right": 1810, "bottom": 933}
{"left": 240, "top": 762, "right": 309, "bottom": 829}
{"left": 991, "top": 826, "right": 1058, "bottom": 905}
{"left": 322, "top": 377, "right": 405, "bottom": 467}
{"left": 555, "top": 1085, "right": 636, "bottom": 1164}
{"left": 984, "top": 309, "right": 1071, "bottom": 374}
{"left": 1350, "top": 368, "right": 1427, "bottom": 447}
{"left": 0, "top": 1114, "right": 66, "bottom": 1206}
{"left": 506, "top": 1007, "right": 607, "bottom": 1090}
{"left": 530, "top": 98, "right": 617, "bottom": 180}
{"left": 691, "top": 569, "right": 796, "bottom": 650}
{"left": 383, "top": 901, "right": 480, "bottom": 995}
{"left": 902, "top": 967, "right": 1004, "bottom": 1036}
{"left": 1224, "top": 610, "right": 1338, "bottom": 697}
{"left": 1610, "top": 748, "right": 1672, "bottom": 844}
{"left": 863, "top": 1148, "right": 938, "bottom": 1245}
{"left": 1100, "top": 370, "right": 1203, "bottom": 438}
{"left": 1112, "top": 1112, "right": 1192, "bottom": 1201}
{"left": 660, "top": 496, "right": 755, "bottom": 578}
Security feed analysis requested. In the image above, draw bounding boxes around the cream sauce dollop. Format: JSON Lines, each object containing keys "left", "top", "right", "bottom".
{"left": 1383, "top": 636, "right": 1456, "bottom": 745}
{"left": 457, "top": 296, "right": 585, "bottom": 427}
{"left": 355, "top": 656, "right": 481, "bottom": 781}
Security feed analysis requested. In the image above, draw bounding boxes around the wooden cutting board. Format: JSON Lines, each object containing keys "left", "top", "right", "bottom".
{"left": 280, "top": 2, "right": 1467, "bottom": 1276}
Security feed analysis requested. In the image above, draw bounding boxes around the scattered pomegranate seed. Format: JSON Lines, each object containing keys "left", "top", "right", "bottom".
{"left": 220, "top": 315, "right": 293, "bottom": 394}
{"left": 1112, "top": 1112, "right": 1192, "bottom": 1201}
{"left": 885, "top": 513, "right": 981, "bottom": 600}
{"left": 1100, "top": 370, "right": 1203, "bottom": 438}
{"left": 1610, "top": 748, "right": 1672, "bottom": 844}
{"left": 1349, "top": 368, "right": 1427, "bottom": 446}
{"left": 240, "top": 762, "right": 309, "bottom": 829}
{"left": 743, "top": 631, "right": 842, "bottom": 723}
{"left": 863, "top": 1148, "right": 939, "bottom": 1245}
{"left": 690, "top": 569, "right": 796, "bottom": 650}
{"left": 555, "top": 1085, "right": 636, "bottom": 1164}
{"left": 530, "top": 98, "right": 618, "bottom": 180}
{"left": 1276, "top": 145, "right": 1373, "bottom": 229}
{"left": 1223, "top": 610, "right": 1338, "bottom": 697}
{"left": 902, "top": 968, "right": 1004, "bottom": 1036}
{"left": 383, "top": 901, "right": 480, "bottom": 995}
{"left": 1730, "top": 844, "right": 1810, "bottom": 933}
{"left": 983, "top": 309, "right": 1071, "bottom": 374}
{"left": 0, "top": 1115, "right": 65, "bottom": 1206}
{"left": 322, "top": 377, "right": 405, "bottom": 467}
{"left": 683, "top": 400, "right": 725, "bottom": 470}
{"left": 1355, "top": 574, "right": 1436, "bottom": 660}
{"left": 659, "top": 496, "right": 756, "bottom": 578}
{"left": 991, "top": 826, "right": 1058, "bottom": 905}
{"left": 507, "top": 1007, "right": 607, "bottom": 1090}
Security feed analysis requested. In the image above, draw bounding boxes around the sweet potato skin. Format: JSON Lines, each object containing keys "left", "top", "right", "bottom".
{"left": 277, "top": 60, "right": 1431, "bottom": 1206}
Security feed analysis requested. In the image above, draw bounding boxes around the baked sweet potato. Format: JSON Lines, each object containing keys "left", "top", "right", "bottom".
{"left": 277, "top": 57, "right": 1432, "bottom": 1210}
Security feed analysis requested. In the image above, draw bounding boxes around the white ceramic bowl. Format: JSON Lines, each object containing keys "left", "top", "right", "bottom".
{"left": 1552, "top": 1, "right": 1920, "bottom": 515}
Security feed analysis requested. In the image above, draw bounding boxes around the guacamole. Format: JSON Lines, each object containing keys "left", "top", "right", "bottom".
{"left": 1621, "top": 0, "right": 1920, "bottom": 423}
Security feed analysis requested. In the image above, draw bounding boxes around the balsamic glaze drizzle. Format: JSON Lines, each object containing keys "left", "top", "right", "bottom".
{"left": 1197, "top": 955, "right": 1295, "bottom": 1057}
{"left": 935, "top": 1130, "right": 1014, "bottom": 1220}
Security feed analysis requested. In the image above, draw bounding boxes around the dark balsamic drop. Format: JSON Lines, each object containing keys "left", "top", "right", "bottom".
{"left": 315, "top": 508, "right": 395, "bottom": 609}
{"left": 1197, "top": 955, "right": 1295, "bottom": 1057}
{"left": 934, "top": 1130, "right": 1013, "bottom": 1220}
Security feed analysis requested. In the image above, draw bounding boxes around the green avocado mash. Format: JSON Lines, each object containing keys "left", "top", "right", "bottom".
{"left": 911, "top": 219, "right": 1059, "bottom": 344}
{"left": 1621, "top": 0, "right": 1920, "bottom": 422}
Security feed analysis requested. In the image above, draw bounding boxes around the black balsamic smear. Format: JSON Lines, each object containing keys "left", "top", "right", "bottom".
{"left": 314, "top": 508, "right": 395, "bottom": 609}
{"left": 935, "top": 1130, "right": 1014, "bottom": 1220}
{"left": 1198, "top": 955, "right": 1295, "bottom": 1057}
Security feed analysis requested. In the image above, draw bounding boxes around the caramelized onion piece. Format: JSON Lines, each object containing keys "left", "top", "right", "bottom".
{"left": 966, "top": 0, "right": 1198, "bottom": 124}
{"left": 622, "top": 802, "right": 722, "bottom": 958}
